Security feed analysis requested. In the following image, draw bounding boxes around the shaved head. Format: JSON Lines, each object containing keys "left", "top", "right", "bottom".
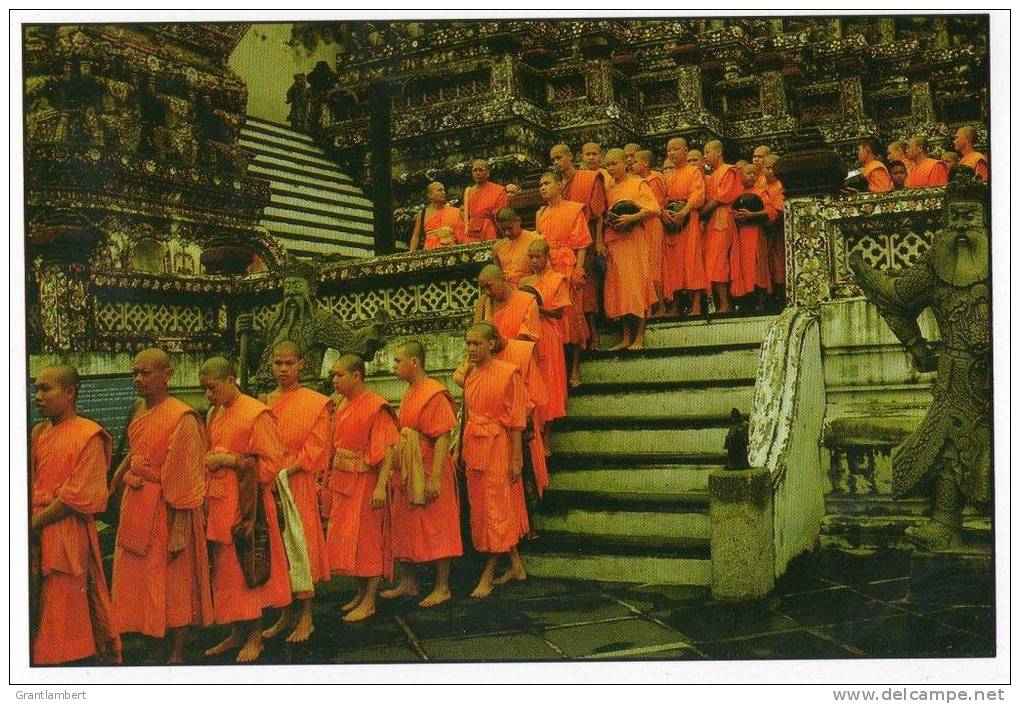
{"left": 199, "top": 356, "right": 235, "bottom": 380}
{"left": 527, "top": 238, "right": 550, "bottom": 256}
{"left": 272, "top": 340, "right": 303, "bottom": 358}
{"left": 582, "top": 142, "right": 601, "bottom": 154}
{"left": 667, "top": 137, "right": 688, "bottom": 151}
{"left": 705, "top": 140, "right": 722, "bottom": 154}
{"left": 495, "top": 206, "right": 519, "bottom": 223}
{"left": 624, "top": 143, "right": 641, "bottom": 153}
{"left": 135, "top": 347, "right": 170, "bottom": 371}
{"left": 635, "top": 150, "right": 653, "bottom": 164}
{"left": 550, "top": 144, "right": 572, "bottom": 158}
{"left": 472, "top": 159, "right": 489, "bottom": 170}
{"left": 605, "top": 147, "right": 625, "bottom": 162}
{"left": 42, "top": 364, "right": 79, "bottom": 393}
{"left": 397, "top": 339, "right": 426, "bottom": 366}
{"left": 957, "top": 126, "right": 978, "bottom": 144}
{"left": 334, "top": 353, "right": 365, "bottom": 378}
{"left": 478, "top": 264, "right": 506, "bottom": 283}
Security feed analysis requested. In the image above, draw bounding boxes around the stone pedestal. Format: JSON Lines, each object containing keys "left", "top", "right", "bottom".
{"left": 709, "top": 467, "right": 775, "bottom": 600}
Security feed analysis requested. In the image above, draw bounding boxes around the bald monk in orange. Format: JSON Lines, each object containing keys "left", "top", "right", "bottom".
{"left": 381, "top": 340, "right": 462, "bottom": 608}
{"left": 520, "top": 239, "right": 570, "bottom": 427}
{"left": 258, "top": 341, "right": 330, "bottom": 643}
{"left": 474, "top": 264, "right": 542, "bottom": 343}
{"left": 199, "top": 356, "right": 290, "bottom": 662}
{"left": 702, "top": 140, "right": 744, "bottom": 314}
{"left": 326, "top": 354, "right": 399, "bottom": 623}
{"left": 905, "top": 136, "right": 949, "bottom": 188}
{"left": 887, "top": 140, "right": 914, "bottom": 178}
{"left": 456, "top": 323, "right": 528, "bottom": 598}
{"left": 856, "top": 138, "right": 893, "bottom": 193}
{"left": 953, "top": 126, "right": 989, "bottom": 182}
{"left": 633, "top": 150, "right": 668, "bottom": 316}
{"left": 31, "top": 365, "right": 121, "bottom": 666}
{"left": 751, "top": 145, "right": 772, "bottom": 186}
{"left": 410, "top": 181, "right": 465, "bottom": 251}
{"left": 760, "top": 155, "right": 787, "bottom": 302}
{"left": 602, "top": 147, "right": 659, "bottom": 349}
{"left": 623, "top": 142, "right": 641, "bottom": 172}
{"left": 492, "top": 207, "right": 543, "bottom": 288}
{"left": 664, "top": 137, "right": 708, "bottom": 317}
{"left": 579, "top": 142, "right": 610, "bottom": 350}
{"left": 463, "top": 159, "right": 509, "bottom": 242}
{"left": 687, "top": 149, "right": 706, "bottom": 173}
{"left": 662, "top": 157, "right": 676, "bottom": 177}
{"left": 731, "top": 163, "right": 773, "bottom": 311}
{"left": 110, "top": 348, "right": 212, "bottom": 664}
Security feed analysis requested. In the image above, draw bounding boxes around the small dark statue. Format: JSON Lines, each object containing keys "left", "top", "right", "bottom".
{"left": 236, "top": 256, "right": 387, "bottom": 394}
{"left": 850, "top": 170, "right": 991, "bottom": 551}
{"left": 724, "top": 408, "right": 751, "bottom": 471}
{"left": 286, "top": 73, "right": 309, "bottom": 132}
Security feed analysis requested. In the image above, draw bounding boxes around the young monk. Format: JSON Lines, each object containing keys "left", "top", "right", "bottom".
{"left": 110, "top": 348, "right": 212, "bottom": 664}
{"left": 601, "top": 147, "right": 659, "bottom": 350}
{"left": 463, "top": 159, "right": 509, "bottom": 242}
{"left": 904, "top": 135, "right": 949, "bottom": 188}
{"left": 701, "top": 140, "right": 743, "bottom": 314}
{"left": 492, "top": 207, "right": 543, "bottom": 288}
{"left": 632, "top": 150, "right": 667, "bottom": 316}
{"left": 856, "top": 138, "right": 893, "bottom": 193}
{"left": 579, "top": 142, "right": 611, "bottom": 350}
{"left": 731, "top": 163, "right": 773, "bottom": 312}
{"left": 456, "top": 323, "right": 528, "bottom": 598}
{"left": 31, "top": 365, "right": 121, "bottom": 665}
{"left": 535, "top": 167, "right": 593, "bottom": 387}
{"left": 409, "top": 181, "right": 465, "bottom": 251}
{"left": 887, "top": 140, "right": 914, "bottom": 177}
{"left": 664, "top": 137, "right": 708, "bottom": 317}
{"left": 953, "top": 126, "right": 989, "bottom": 182}
{"left": 382, "top": 340, "right": 462, "bottom": 608}
{"left": 623, "top": 143, "right": 641, "bottom": 172}
{"left": 259, "top": 341, "right": 331, "bottom": 643}
{"left": 759, "top": 155, "right": 787, "bottom": 305}
{"left": 325, "top": 354, "right": 399, "bottom": 623}
{"left": 200, "top": 356, "right": 291, "bottom": 663}
{"left": 474, "top": 264, "right": 542, "bottom": 343}
{"left": 520, "top": 239, "right": 570, "bottom": 430}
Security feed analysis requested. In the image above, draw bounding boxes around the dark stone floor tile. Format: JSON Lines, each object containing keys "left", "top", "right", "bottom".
{"left": 907, "top": 559, "right": 996, "bottom": 609}
{"left": 422, "top": 632, "right": 564, "bottom": 661}
{"left": 336, "top": 644, "right": 423, "bottom": 663}
{"left": 924, "top": 606, "right": 996, "bottom": 641}
{"left": 809, "top": 548, "right": 914, "bottom": 585}
{"left": 775, "top": 586, "right": 900, "bottom": 627}
{"left": 697, "top": 629, "right": 857, "bottom": 660}
{"left": 504, "top": 577, "right": 598, "bottom": 601}
{"left": 396, "top": 599, "right": 529, "bottom": 640}
{"left": 663, "top": 601, "right": 802, "bottom": 642}
{"left": 816, "top": 614, "right": 995, "bottom": 659}
{"left": 543, "top": 617, "right": 688, "bottom": 658}
{"left": 608, "top": 646, "right": 707, "bottom": 661}
{"left": 853, "top": 578, "right": 911, "bottom": 602}
{"left": 518, "top": 592, "right": 635, "bottom": 628}
{"left": 602, "top": 583, "right": 711, "bottom": 613}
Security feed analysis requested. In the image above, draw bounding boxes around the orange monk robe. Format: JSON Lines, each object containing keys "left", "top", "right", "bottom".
{"left": 497, "top": 340, "right": 549, "bottom": 502}
{"left": 643, "top": 170, "right": 668, "bottom": 291}
{"left": 536, "top": 199, "right": 593, "bottom": 345}
{"left": 960, "top": 151, "right": 990, "bottom": 182}
{"left": 525, "top": 268, "right": 571, "bottom": 422}
{"left": 730, "top": 187, "right": 773, "bottom": 298}
{"left": 905, "top": 157, "right": 949, "bottom": 189}
{"left": 759, "top": 179, "right": 786, "bottom": 287}
{"left": 32, "top": 417, "right": 121, "bottom": 665}
{"left": 393, "top": 378, "right": 463, "bottom": 563}
{"left": 423, "top": 204, "right": 466, "bottom": 250}
{"left": 267, "top": 387, "right": 332, "bottom": 587}
{"left": 604, "top": 175, "right": 660, "bottom": 319}
{"left": 464, "top": 181, "right": 509, "bottom": 242}
{"left": 572, "top": 168, "right": 610, "bottom": 316}
{"left": 326, "top": 389, "right": 399, "bottom": 579}
{"left": 704, "top": 164, "right": 744, "bottom": 283}
{"left": 489, "top": 290, "right": 542, "bottom": 343}
{"left": 492, "top": 229, "right": 543, "bottom": 288}
{"left": 206, "top": 395, "right": 291, "bottom": 624}
{"left": 462, "top": 359, "right": 529, "bottom": 552}
{"left": 664, "top": 164, "right": 708, "bottom": 296}
{"left": 112, "top": 398, "right": 213, "bottom": 639}
{"left": 862, "top": 160, "right": 893, "bottom": 192}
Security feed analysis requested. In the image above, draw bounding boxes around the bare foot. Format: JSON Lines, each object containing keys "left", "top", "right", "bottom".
{"left": 379, "top": 583, "right": 419, "bottom": 600}
{"left": 286, "top": 611, "right": 314, "bottom": 644}
{"left": 608, "top": 340, "right": 630, "bottom": 352}
{"left": 204, "top": 632, "right": 242, "bottom": 657}
{"left": 235, "top": 639, "right": 263, "bottom": 663}
{"left": 340, "top": 593, "right": 363, "bottom": 613}
{"left": 418, "top": 588, "right": 452, "bottom": 608}
{"left": 342, "top": 602, "right": 376, "bottom": 623}
{"left": 569, "top": 371, "right": 582, "bottom": 389}
{"left": 262, "top": 610, "right": 290, "bottom": 639}
{"left": 627, "top": 341, "right": 645, "bottom": 350}
{"left": 493, "top": 565, "right": 527, "bottom": 586}
{"left": 470, "top": 581, "right": 494, "bottom": 599}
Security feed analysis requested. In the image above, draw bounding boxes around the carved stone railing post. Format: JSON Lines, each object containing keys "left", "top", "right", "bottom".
{"left": 877, "top": 18, "right": 897, "bottom": 44}
{"left": 759, "top": 70, "right": 788, "bottom": 118}
{"left": 676, "top": 64, "right": 705, "bottom": 113}
{"left": 910, "top": 81, "right": 938, "bottom": 125}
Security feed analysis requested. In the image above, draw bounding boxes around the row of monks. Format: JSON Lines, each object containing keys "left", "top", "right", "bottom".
{"left": 29, "top": 322, "right": 551, "bottom": 666}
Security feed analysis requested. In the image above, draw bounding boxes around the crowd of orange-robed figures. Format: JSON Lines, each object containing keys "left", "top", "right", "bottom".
{"left": 29, "top": 130, "right": 989, "bottom": 668}
{"left": 29, "top": 316, "right": 556, "bottom": 665}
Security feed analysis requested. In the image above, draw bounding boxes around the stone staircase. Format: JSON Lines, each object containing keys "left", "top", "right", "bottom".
{"left": 522, "top": 315, "right": 774, "bottom": 585}
{"left": 239, "top": 117, "right": 375, "bottom": 259}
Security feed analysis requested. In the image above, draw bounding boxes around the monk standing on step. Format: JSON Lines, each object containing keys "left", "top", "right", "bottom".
{"left": 326, "top": 354, "right": 399, "bottom": 622}
{"left": 463, "top": 159, "right": 509, "bottom": 243}
{"left": 474, "top": 264, "right": 542, "bottom": 343}
{"left": 731, "top": 163, "right": 773, "bottom": 313}
{"left": 759, "top": 155, "right": 787, "bottom": 308}
{"left": 382, "top": 341, "right": 462, "bottom": 608}
{"left": 953, "top": 126, "right": 989, "bottom": 182}
{"left": 632, "top": 150, "right": 668, "bottom": 317}
{"left": 664, "top": 137, "right": 708, "bottom": 318}
{"left": 409, "top": 182, "right": 465, "bottom": 251}
{"left": 702, "top": 140, "right": 743, "bottom": 314}
{"left": 110, "top": 348, "right": 212, "bottom": 664}
{"left": 259, "top": 341, "right": 331, "bottom": 643}
{"left": 904, "top": 135, "right": 949, "bottom": 189}
{"left": 200, "top": 357, "right": 291, "bottom": 663}
{"left": 602, "top": 147, "right": 659, "bottom": 350}
{"left": 457, "top": 323, "right": 528, "bottom": 598}
{"left": 492, "top": 207, "right": 543, "bottom": 289}
{"left": 31, "top": 365, "right": 121, "bottom": 665}
{"left": 579, "top": 142, "right": 610, "bottom": 349}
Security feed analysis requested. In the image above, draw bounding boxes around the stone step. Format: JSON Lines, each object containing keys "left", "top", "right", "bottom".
{"left": 579, "top": 347, "right": 760, "bottom": 387}
{"left": 269, "top": 236, "right": 369, "bottom": 260}
{"left": 240, "top": 129, "right": 327, "bottom": 163}
{"left": 546, "top": 465, "right": 712, "bottom": 502}
{"left": 551, "top": 452, "right": 727, "bottom": 470}
{"left": 263, "top": 205, "right": 376, "bottom": 237}
{"left": 551, "top": 426, "right": 728, "bottom": 458}
{"left": 240, "top": 136, "right": 344, "bottom": 172}
{"left": 251, "top": 152, "right": 352, "bottom": 182}
{"left": 534, "top": 508, "right": 709, "bottom": 550}
{"left": 243, "top": 117, "right": 316, "bottom": 145}
{"left": 256, "top": 169, "right": 373, "bottom": 205}
{"left": 521, "top": 550, "right": 711, "bottom": 586}
{"left": 566, "top": 385, "right": 754, "bottom": 421}
{"left": 268, "top": 192, "right": 374, "bottom": 224}
{"left": 639, "top": 315, "right": 774, "bottom": 349}
{"left": 261, "top": 218, "right": 375, "bottom": 248}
